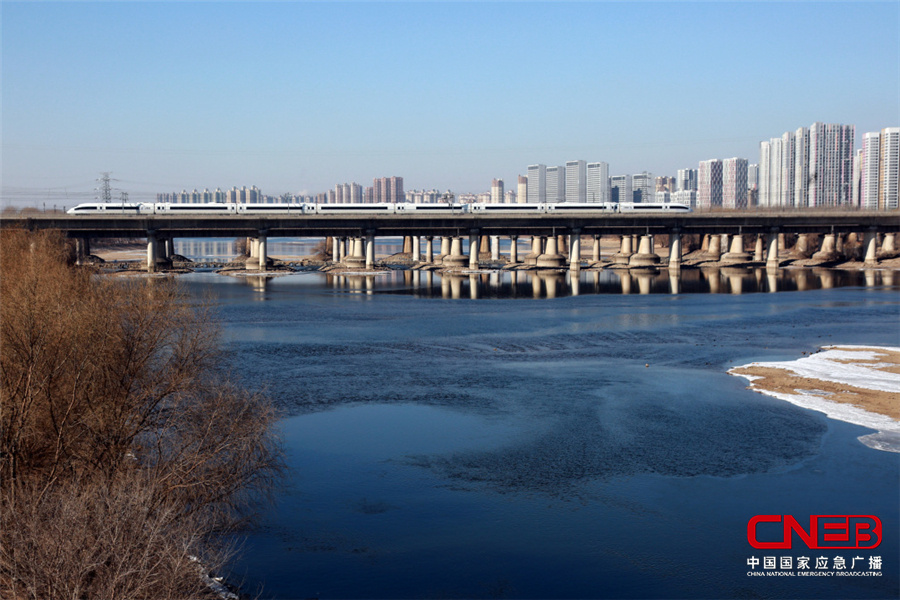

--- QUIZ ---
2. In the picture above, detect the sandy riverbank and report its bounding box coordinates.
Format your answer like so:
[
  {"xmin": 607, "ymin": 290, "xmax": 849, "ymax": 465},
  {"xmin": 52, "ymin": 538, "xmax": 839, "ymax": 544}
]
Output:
[{"xmin": 729, "ymin": 346, "xmax": 900, "ymax": 453}]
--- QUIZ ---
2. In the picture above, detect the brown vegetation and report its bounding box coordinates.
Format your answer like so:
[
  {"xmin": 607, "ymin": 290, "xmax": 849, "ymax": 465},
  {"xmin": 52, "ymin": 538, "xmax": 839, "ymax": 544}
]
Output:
[{"xmin": 0, "ymin": 230, "xmax": 282, "ymax": 599}]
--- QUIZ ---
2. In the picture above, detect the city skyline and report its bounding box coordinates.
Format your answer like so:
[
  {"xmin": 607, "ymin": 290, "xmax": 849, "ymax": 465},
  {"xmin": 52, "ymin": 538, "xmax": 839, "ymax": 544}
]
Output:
[{"xmin": 2, "ymin": 1, "xmax": 898, "ymax": 207}]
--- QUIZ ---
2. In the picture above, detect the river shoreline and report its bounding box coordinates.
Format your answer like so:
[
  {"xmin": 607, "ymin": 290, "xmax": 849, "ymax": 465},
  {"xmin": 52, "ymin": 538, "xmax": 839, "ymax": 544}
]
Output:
[{"xmin": 730, "ymin": 346, "xmax": 900, "ymax": 453}]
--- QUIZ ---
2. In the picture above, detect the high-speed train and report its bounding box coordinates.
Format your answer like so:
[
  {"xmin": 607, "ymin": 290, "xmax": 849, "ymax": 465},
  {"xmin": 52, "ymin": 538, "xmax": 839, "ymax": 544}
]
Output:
[{"xmin": 67, "ymin": 201, "xmax": 691, "ymax": 215}]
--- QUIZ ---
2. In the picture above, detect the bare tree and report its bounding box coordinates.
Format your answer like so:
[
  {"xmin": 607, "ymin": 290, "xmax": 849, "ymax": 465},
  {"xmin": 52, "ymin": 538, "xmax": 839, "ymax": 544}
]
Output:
[{"xmin": 0, "ymin": 230, "xmax": 282, "ymax": 599}]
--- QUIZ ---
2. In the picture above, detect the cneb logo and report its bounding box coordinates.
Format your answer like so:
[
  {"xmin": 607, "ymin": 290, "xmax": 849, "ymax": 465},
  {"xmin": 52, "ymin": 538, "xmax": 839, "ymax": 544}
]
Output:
[{"xmin": 748, "ymin": 515, "xmax": 882, "ymax": 550}]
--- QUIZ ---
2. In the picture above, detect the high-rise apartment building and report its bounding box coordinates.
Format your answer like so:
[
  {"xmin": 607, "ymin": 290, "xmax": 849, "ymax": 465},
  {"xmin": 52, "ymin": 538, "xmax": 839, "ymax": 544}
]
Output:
[
  {"xmin": 565, "ymin": 160, "xmax": 587, "ymax": 202},
  {"xmin": 491, "ymin": 179, "xmax": 504, "ymax": 204},
  {"xmin": 373, "ymin": 176, "xmax": 404, "ymax": 203},
  {"xmin": 793, "ymin": 127, "xmax": 810, "ymax": 207},
  {"xmin": 632, "ymin": 172, "xmax": 654, "ymax": 203},
  {"xmin": 610, "ymin": 175, "xmax": 632, "ymax": 204},
  {"xmin": 676, "ymin": 168, "xmax": 697, "ymax": 192},
  {"xmin": 878, "ymin": 127, "xmax": 899, "ymax": 210},
  {"xmin": 526, "ymin": 164, "xmax": 546, "ymax": 204},
  {"xmin": 780, "ymin": 131, "xmax": 795, "ymax": 208},
  {"xmin": 759, "ymin": 141, "xmax": 771, "ymax": 207},
  {"xmin": 517, "ymin": 175, "xmax": 528, "ymax": 204},
  {"xmin": 759, "ymin": 137, "xmax": 784, "ymax": 207},
  {"xmin": 863, "ymin": 128, "xmax": 900, "ymax": 210},
  {"xmin": 747, "ymin": 165, "xmax": 759, "ymax": 191},
  {"xmin": 807, "ymin": 122, "xmax": 854, "ymax": 207},
  {"xmin": 226, "ymin": 185, "xmax": 261, "ymax": 204},
  {"xmin": 758, "ymin": 123, "xmax": 855, "ymax": 208},
  {"xmin": 698, "ymin": 159, "xmax": 723, "ymax": 210},
  {"xmin": 505, "ymin": 190, "xmax": 517, "ymax": 203},
  {"xmin": 546, "ymin": 165, "xmax": 565, "ymax": 203},
  {"xmin": 722, "ymin": 158, "xmax": 748, "ymax": 209},
  {"xmin": 586, "ymin": 162, "xmax": 610, "ymax": 203},
  {"xmin": 655, "ymin": 176, "xmax": 676, "ymax": 192}
]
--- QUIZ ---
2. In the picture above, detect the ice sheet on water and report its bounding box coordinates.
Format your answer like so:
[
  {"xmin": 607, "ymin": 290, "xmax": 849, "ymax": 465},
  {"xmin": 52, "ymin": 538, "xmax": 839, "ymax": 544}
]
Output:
[{"xmin": 730, "ymin": 346, "xmax": 900, "ymax": 453}]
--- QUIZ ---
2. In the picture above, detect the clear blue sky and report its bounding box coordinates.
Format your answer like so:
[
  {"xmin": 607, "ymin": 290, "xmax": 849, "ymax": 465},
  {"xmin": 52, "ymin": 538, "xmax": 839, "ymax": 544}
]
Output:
[{"xmin": 2, "ymin": 1, "xmax": 898, "ymax": 206}]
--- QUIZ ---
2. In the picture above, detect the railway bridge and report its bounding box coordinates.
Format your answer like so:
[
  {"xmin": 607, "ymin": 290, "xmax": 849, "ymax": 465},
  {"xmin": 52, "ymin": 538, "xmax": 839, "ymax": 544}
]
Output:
[{"xmin": 3, "ymin": 211, "xmax": 898, "ymax": 272}]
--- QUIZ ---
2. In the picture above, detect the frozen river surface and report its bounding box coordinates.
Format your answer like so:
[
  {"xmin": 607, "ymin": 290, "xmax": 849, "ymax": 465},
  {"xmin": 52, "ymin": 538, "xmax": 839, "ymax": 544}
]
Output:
[{"xmin": 177, "ymin": 269, "xmax": 900, "ymax": 599}]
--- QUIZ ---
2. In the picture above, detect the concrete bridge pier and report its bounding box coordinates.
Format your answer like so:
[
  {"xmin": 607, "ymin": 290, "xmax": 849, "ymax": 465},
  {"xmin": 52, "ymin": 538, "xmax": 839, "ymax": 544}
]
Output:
[
  {"xmin": 794, "ymin": 233, "xmax": 811, "ymax": 258},
  {"xmin": 629, "ymin": 235, "xmax": 660, "ymax": 267},
  {"xmin": 592, "ymin": 235, "xmax": 601, "ymax": 263},
  {"xmin": 469, "ymin": 230, "xmax": 481, "ymax": 269},
  {"xmin": 412, "ymin": 236, "xmax": 421, "ymax": 262},
  {"xmin": 146, "ymin": 231, "xmax": 169, "ymax": 273},
  {"xmin": 339, "ymin": 237, "xmax": 347, "ymax": 262},
  {"xmin": 146, "ymin": 234, "xmax": 157, "ymax": 273},
  {"xmin": 766, "ymin": 231, "xmax": 780, "ymax": 270},
  {"xmin": 403, "ymin": 236, "xmax": 412, "ymax": 254},
  {"xmin": 811, "ymin": 233, "xmax": 839, "ymax": 262},
  {"xmin": 508, "ymin": 235, "xmax": 519, "ymax": 264},
  {"xmin": 753, "ymin": 234, "xmax": 765, "ymax": 262},
  {"xmin": 569, "ymin": 229, "xmax": 581, "ymax": 271},
  {"xmin": 882, "ymin": 233, "xmax": 896, "ymax": 253},
  {"xmin": 705, "ymin": 234, "xmax": 722, "ymax": 261},
  {"xmin": 257, "ymin": 231, "xmax": 268, "ymax": 271},
  {"xmin": 490, "ymin": 236, "xmax": 500, "ymax": 261},
  {"xmin": 722, "ymin": 234, "xmax": 751, "ymax": 263},
  {"xmin": 442, "ymin": 237, "xmax": 467, "ymax": 268},
  {"xmin": 524, "ymin": 236, "xmax": 543, "ymax": 265},
  {"xmin": 165, "ymin": 238, "xmax": 175, "ymax": 260},
  {"xmin": 864, "ymin": 229, "xmax": 879, "ymax": 264},
  {"xmin": 332, "ymin": 237, "xmax": 339, "ymax": 262},
  {"xmin": 343, "ymin": 237, "xmax": 366, "ymax": 269},
  {"xmin": 536, "ymin": 235, "xmax": 564, "ymax": 268},
  {"xmin": 668, "ymin": 230, "xmax": 682, "ymax": 269},
  {"xmin": 75, "ymin": 237, "xmax": 91, "ymax": 265},
  {"xmin": 365, "ymin": 232, "xmax": 375, "ymax": 270},
  {"xmin": 613, "ymin": 235, "xmax": 634, "ymax": 265},
  {"xmin": 558, "ymin": 235, "xmax": 569, "ymax": 257},
  {"xmin": 425, "ymin": 236, "xmax": 434, "ymax": 263},
  {"xmin": 438, "ymin": 236, "xmax": 451, "ymax": 264}
]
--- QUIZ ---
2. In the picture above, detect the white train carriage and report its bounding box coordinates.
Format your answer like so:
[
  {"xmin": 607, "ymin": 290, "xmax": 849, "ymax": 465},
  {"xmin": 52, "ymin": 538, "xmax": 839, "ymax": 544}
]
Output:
[
  {"xmin": 617, "ymin": 202, "xmax": 691, "ymax": 212},
  {"xmin": 394, "ymin": 202, "xmax": 466, "ymax": 213},
  {"xmin": 467, "ymin": 203, "xmax": 546, "ymax": 213},
  {"xmin": 543, "ymin": 202, "xmax": 618, "ymax": 213},
  {"xmin": 67, "ymin": 202, "xmax": 151, "ymax": 214}
]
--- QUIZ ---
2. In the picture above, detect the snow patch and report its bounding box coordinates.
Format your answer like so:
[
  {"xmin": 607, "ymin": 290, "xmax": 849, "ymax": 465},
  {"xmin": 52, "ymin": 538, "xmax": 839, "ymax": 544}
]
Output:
[
  {"xmin": 730, "ymin": 346, "xmax": 900, "ymax": 453},
  {"xmin": 741, "ymin": 346, "xmax": 900, "ymax": 393}
]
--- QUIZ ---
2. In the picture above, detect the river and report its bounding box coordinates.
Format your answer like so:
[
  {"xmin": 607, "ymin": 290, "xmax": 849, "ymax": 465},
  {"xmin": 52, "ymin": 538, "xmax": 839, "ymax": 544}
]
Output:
[{"xmin": 176, "ymin": 267, "xmax": 899, "ymax": 599}]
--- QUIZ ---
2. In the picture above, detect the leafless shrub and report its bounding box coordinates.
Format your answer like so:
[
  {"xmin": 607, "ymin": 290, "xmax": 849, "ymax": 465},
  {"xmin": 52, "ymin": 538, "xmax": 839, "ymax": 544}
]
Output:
[{"xmin": 0, "ymin": 230, "xmax": 282, "ymax": 599}]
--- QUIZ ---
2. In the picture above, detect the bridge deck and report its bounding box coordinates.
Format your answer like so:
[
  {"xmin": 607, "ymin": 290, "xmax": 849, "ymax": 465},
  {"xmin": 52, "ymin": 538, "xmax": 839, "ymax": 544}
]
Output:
[{"xmin": 3, "ymin": 211, "xmax": 898, "ymax": 239}]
